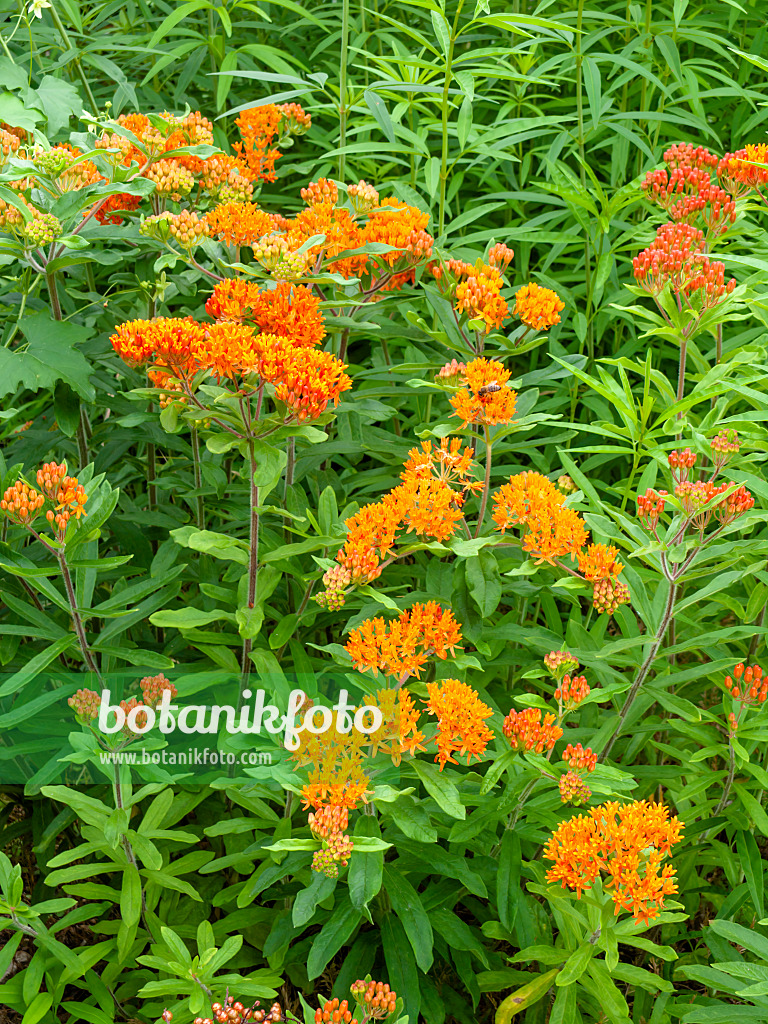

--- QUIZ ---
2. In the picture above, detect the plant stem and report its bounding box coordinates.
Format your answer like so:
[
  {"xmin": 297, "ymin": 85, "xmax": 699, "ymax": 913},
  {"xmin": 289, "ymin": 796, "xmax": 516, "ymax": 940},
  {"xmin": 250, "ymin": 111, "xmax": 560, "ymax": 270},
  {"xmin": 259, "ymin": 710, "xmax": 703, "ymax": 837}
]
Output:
[
  {"xmin": 239, "ymin": 429, "xmax": 260, "ymax": 712},
  {"xmin": 598, "ymin": 579, "xmax": 678, "ymax": 762},
  {"xmin": 438, "ymin": 0, "xmax": 465, "ymax": 236},
  {"xmin": 712, "ymin": 736, "xmax": 736, "ymax": 820},
  {"xmin": 338, "ymin": 0, "xmax": 350, "ymax": 182},
  {"xmin": 474, "ymin": 425, "xmax": 492, "ymax": 537},
  {"xmin": 47, "ymin": 1, "xmax": 98, "ymax": 113},
  {"xmin": 191, "ymin": 426, "xmax": 205, "ymax": 529},
  {"xmin": 574, "ymin": 0, "xmax": 593, "ymax": 360},
  {"xmin": 46, "ymin": 270, "xmax": 62, "ymax": 320},
  {"xmin": 57, "ymin": 549, "xmax": 100, "ymax": 677}
]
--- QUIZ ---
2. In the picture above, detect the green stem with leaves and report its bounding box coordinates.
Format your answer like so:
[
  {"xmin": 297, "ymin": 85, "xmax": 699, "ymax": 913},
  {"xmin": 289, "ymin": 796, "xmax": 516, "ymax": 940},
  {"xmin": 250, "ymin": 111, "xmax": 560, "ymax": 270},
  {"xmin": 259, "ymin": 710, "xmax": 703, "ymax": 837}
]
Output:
[{"xmin": 338, "ymin": 0, "xmax": 350, "ymax": 182}]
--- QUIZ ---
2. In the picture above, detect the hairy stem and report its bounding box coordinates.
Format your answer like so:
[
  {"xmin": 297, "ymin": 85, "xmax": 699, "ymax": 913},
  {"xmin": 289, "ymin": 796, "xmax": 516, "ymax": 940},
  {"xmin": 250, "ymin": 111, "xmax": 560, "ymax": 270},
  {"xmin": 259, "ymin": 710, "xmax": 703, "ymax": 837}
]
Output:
[
  {"xmin": 474, "ymin": 425, "xmax": 492, "ymax": 537},
  {"xmin": 599, "ymin": 580, "xmax": 678, "ymax": 763},
  {"xmin": 191, "ymin": 426, "xmax": 205, "ymax": 530},
  {"xmin": 57, "ymin": 550, "xmax": 100, "ymax": 677}
]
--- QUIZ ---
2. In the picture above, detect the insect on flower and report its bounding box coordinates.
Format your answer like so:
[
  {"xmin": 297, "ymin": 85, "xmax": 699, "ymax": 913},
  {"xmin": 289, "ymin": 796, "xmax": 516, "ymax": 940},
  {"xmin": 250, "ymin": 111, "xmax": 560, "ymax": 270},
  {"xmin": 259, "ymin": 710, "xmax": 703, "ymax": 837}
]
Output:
[{"xmin": 477, "ymin": 381, "xmax": 502, "ymax": 396}]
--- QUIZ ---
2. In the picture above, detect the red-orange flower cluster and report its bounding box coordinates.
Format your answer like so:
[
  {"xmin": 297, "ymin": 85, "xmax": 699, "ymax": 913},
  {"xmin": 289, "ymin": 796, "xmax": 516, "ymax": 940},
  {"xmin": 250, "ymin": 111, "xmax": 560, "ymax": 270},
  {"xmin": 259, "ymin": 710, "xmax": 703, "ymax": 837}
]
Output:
[
  {"xmin": 450, "ymin": 357, "xmax": 517, "ymax": 427},
  {"xmin": 503, "ymin": 707, "xmax": 563, "ymax": 754}
]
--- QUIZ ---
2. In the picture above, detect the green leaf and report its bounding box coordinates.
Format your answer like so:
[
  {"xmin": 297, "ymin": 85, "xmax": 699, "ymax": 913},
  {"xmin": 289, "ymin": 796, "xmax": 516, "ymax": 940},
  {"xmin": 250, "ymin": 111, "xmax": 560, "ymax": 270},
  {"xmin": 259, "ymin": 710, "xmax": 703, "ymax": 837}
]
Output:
[
  {"xmin": 497, "ymin": 831, "xmax": 521, "ymax": 932},
  {"xmin": 293, "ymin": 871, "xmax": 336, "ymax": 928},
  {"xmin": 0, "ymin": 315, "xmax": 95, "ymax": 400},
  {"xmin": 556, "ymin": 942, "xmax": 594, "ymax": 986},
  {"xmin": 306, "ymin": 895, "xmax": 361, "ymax": 980},
  {"xmin": 494, "ymin": 970, "xmax": 559, "ymax": 1022},
  {"xmin": 149, "ymin": 607, "xmax": 235, "ymax": 629},
  {"xmin": 412, "ymin": 760, "xmax": 465, "ymax": 819},
  {"xmin": 120, "ymin": 866, "xmax": 142, "ymax": 928},
  {"xmin": 349, "ymin": 817, "xmax": 384, "ymax": 910},
  {"xmin": 382, "ymin": 864, "xmax": 433, "ymax": 971}
]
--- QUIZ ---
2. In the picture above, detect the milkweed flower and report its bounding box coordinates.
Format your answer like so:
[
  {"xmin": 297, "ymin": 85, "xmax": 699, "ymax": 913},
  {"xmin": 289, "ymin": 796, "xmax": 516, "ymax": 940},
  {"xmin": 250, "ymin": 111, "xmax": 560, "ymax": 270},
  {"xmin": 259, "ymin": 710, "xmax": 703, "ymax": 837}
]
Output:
[
  {"xmin": 424, "ymin": 678, "xmax": 493, "ymax": 769},
  {"xmin": 206, "ymin": 202, "xmax": 275, "ymax": 247},
  {"xmin": 345, "ymin": 602, "xmax": 462, "ymax": 680},
  {"xmin": 450, "ymin": 357, "xmax": 517, "ymax": 427},
  {"xmin": 487, "ymin": 242, "xmax": 515, "ymax": 270},
  {"xmin": 577, "ymin": 543, "xmax": 624, "ymax": 582},
  {"xmin": 513, "ymin": 282, "xmax": 565, "ymax": 331},
  {"xmin": 724, "ymin": 662, "xmax": 767, "ymax": 732},
  {"xmin": 718, "ymin": 142, "xmax": 768, "ymax": 198},
  {"xmin": 455, "ymin": 263, "xmax": 508, "ymax": 331},
  {"xmin": 592, "ymin": 578, "xmax": 630, "ymax": 615},
  {"xmin": 637, "ymin": 488, "xmax": 667, "ymax": 532},
  {"xmin": 503, "ymin": 707, "xmax": 563, "ymax": 754},
  {"xmin": 544, "ymin": 650, "xmax": 580, "ymax": 681},
  {"xmin": 559, "ymin": 771, "xmax": 592, "ymax": 806},
  {"xmin": 206, "ymin": 278, "xmax": 326, "ymax": 347},
  {"xmin": 363, "ymin": 687, "xmax": 425, "ymax": 763},
  {"xmin": 543, "ymin": 799, "xmax": 683, "ymax": 924},
  {"xmin": 1, "ymin": 480, "xmax": 45, "ymax": 525},
  {"xmin": 555, "ymin": 674, "xmax": 590, "ymax": 710},
  {"xmin": 562, "ymin": 743, "xmax": 597, "ymax": 772}
]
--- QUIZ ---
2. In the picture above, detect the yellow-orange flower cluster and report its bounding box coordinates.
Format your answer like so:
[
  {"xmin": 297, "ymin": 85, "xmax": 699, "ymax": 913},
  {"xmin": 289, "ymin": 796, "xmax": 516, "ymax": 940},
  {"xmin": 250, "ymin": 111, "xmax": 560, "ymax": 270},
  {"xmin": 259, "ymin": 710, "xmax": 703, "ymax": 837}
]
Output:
[
  {"xmin": 234, "ymin": 103, "xmax": 310, "ymax": 183},
  {"xmin": 455, "ymin": 263, "xmax": 508, "ymax": 332},
  {"xmin": 450, "ymin": 357, "xmax": 517, "ymax": 427},
  {"xmin": 1, "ymin": 462, "xmax": 90, "ymax": 538},
  {"xmin": 345, "ymin": 602, "xmax": 462, "ymax": 680},
  {"xmin": 544, "ymin": 800, "xmax": 683, "ymax": 924},
  {"xmin": 364, "ymin": 688, "xmax": 425, "ymax": 765},
  {"xmin": 513, "ymin": 282, "xmax": 565, "ymax": 331},
  {"xmin": 424, "ymin": 678, "xmax": 493, "ymax": 769}
]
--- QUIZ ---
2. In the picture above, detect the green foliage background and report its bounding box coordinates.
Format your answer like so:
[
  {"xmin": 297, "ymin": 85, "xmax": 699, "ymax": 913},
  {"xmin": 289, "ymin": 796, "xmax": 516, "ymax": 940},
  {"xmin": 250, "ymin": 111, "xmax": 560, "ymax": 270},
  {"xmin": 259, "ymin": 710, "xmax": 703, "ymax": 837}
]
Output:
[{"xmin": 2, "ymin": 0, "xmax": 768, "ymax": 1023}]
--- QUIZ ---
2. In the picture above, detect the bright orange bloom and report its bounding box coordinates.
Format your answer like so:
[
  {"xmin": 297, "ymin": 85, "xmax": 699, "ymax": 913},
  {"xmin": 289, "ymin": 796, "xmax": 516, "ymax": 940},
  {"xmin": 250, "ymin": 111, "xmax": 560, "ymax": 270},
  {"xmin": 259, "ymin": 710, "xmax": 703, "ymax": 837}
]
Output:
[
  {"xmin": 514, "ymin": 282, "xmax": 565, "ymax": 331},
  {"xmin": 301, "ymin": 776, "xmax": 370, "ymax": 812},
  {"xmin": 362, "ymin": 198, "xmax": 433, "ymax": 289},
  {"xmin": 455, "ymin": 264, "xmax": 508, "ymax": 331},
  {"xmin": 189, "ymin": 321, "xmax": 258, "ymax": 381},
  {"xmin": 544, "ymin": 800, "xmax": 683, "ymax": 924},
  {"xmin": 272, "ymin": 347, "xmax": 352, "ymax": 421},
  {"xmin": 503, "ymin": 707, "xmax": 562, "ymax": 754},
  {"xmin": 397, "ymin": 475, "xmax": 466, "ymax": 542},
  {"xmin": 578, "ymin": 543, "xmax": 624, "ymax": 581},
  {"xmin": 233, "ymin": 103, "xmax": 310, "ymax": 182},
  {"xmin": 424, "ymin": 678, "xmax": 493, "ymax": 769},
  {"xmin": 206, "ymin": 202, "xmax": 274, "ymax": 247},
  {"xmin": 287, "ymin": 201, "xmax": 364, "ymax": 278},
  {"xmin": 492, "ymin": 471, "xmax": 588, "ymax": 564},
  {"xmin": 345, "ymin": 602, "xmax": 462, "ymax": 680},
  {"xmin": 301, "ymin": 178, "xmax": 339, "ymax": 206},
  {"xmin": 450, "ymin": 357, "xmax": 517, "ymax": 427},
  {"xmin": 110, "ymin": 317, "xmax": 204, "ymax": 378},
  {"xmin": 1, "ymin": 480, "xmax": 45, "ymax": 525},
  {"xmin": 206, "ymin": 279, "xmax": 325, "ymax": 346},
  {"xmin": 487, "ymin": 242, "xmax": 515, "ymax": 270}
]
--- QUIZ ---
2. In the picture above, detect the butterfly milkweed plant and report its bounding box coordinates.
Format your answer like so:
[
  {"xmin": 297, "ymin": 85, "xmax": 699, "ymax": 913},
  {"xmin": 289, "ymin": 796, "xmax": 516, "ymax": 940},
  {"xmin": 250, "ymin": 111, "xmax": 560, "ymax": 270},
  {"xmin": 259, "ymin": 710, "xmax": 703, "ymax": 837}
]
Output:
[{"xmin": 3, "ymin": 4, "xmax": 768, "ymax": 1024}]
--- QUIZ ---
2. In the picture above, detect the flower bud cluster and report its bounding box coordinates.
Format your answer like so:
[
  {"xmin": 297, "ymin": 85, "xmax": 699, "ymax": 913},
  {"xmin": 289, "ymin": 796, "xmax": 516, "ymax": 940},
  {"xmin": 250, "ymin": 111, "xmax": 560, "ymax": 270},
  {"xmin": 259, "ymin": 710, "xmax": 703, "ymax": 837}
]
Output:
[
  {"xmin": 592, "ymin": 578, "xmax": 630, "ymax": 615},
  {"xmin": 350, "ymin": 980, "xmax": 397, "ymax": 1019},
  {"xmin": 348, "ymin": 179, "xmax": 379, "ymax": 215}
]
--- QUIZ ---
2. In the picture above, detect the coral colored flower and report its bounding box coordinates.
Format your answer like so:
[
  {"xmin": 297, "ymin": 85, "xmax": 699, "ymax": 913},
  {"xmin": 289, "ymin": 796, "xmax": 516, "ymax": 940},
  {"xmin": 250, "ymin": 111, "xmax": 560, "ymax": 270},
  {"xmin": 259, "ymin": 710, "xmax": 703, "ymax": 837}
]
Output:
[
  {"xmin": 513, "ymin": 282, "xmax": 565, "ymax": 331},
  {"xmin": 562, "ymin": 743, "xmax": 597, "ymax": 772},
  {"xmin": 345, "ymin": 602, "xmax": 462, "ymax": 680},
  {"xmin": 637, "ymin": 488, "xmax": 667, "ymax": 532},
  {"xmin": 233, "ymin": 103, "xmax": 310, "ymax": 182},
  {"xmin": 110, "ymin": 317, "xmax": 204, "ymax": 377},
  {"xmin": 544, "ymin": 800, "xmax": 683, "ymax": 924},
  {"xmin": 555, "ymin": 674, "xmax": 590, "ymax": 710},
  {"xmin": 724, "ymin": 662, "xmax": 767, "ymax": 723},
  {"xmin": 424, "ymin": 678, "xmax": 493, "ymax": 769},
  {"xmin": 488, "ymin": 242, "xmax": 515, "ymax": 270},
  {"xmin": 0, "ymin": 480, "xmax": 45, "ymax": 526},
  {"xmin": 503, "ymin": 707, "xmax": 563, "ymax": 754},
  {"xmin": 450, "ymin": 357, "xmax": 517, "ymax": 427}
]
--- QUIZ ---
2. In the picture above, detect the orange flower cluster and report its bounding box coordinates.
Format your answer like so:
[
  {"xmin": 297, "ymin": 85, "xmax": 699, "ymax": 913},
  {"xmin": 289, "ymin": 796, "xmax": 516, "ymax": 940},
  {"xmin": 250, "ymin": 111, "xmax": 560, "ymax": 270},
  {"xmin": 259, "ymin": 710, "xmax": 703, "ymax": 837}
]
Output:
[
  {"xmin": 1, "ymin": 462, "xmax": 90, "ymax": 539},
  {"xmin": 206, "ymin": 202, "xmax": 276, "ymax": 247},
  {"xmin": 503, "ymin": 707, "xmax": 563, "ymax": 754},
  {"xmin": 194, "ymin": 996, "xmax": 284, "ymax": 1024},
  {"xmin": 724, "ymin": 662, "xmax": 767, "ymax": 732},
  {"xmin": 544, "ymin": 800, "xmax": 683, "ymax": 924},
  {"xmin": 513, "ymin": 282, "xmax": 565, "ymax": 331},
  {"xmin": 424, "ymin": 678, "xmax": 493, "ymax": 769},
  {"xmin": 544, "ymin": 649, "xmax": 580, "ymax": 680},
  {"xmin": 315, "ymin": 997, "xmax": 356, "ymax": 1024},
  {"xmin": 450, "ymin": 357, "xmax": 517, "ymax": 427},
  {"xmin": 491, "ymin": 471, "xmax": 630, "ymax": 613},
  {"xmin": 555, "ymin": 674, "xmax": 590, "ymax": 710},
  {"xmin": 350, "ymin": 980, "xmax": 398, "ymax": 1019},
  {"xmin": 331, "ymin": 445, "xmax": 473, "ymax": 593},
  {"xmin": 563, "ymin": 743, "xmax": 597, "ymax": 772},
  {"xmin": 363, "ymin": 688, "xmax": 425, "ymax": 765},
  {"xmin": 111, "ymin": 309, "xmax": 349, "ymax": 421},
  {"xmin": 403, "ymin": 437, "xmax": 481, "ymax": 494},
  {"xmin": 205, "ymin": 278, "xmax": 325, "ymax": 346},
  {"xmin": 637, "ymin": 488, "xmax": 667, "ymax": 533},
  {"xmin": 345, "ymin": 602, "xmax": 462, "ymax": 680},
  {"xmin": 455, "ymin": 263, "xmax": 509, "ymax": 332},
  {"xmin": 234, "ymin": 103, "xmax": 310, "ymax": 182}
]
